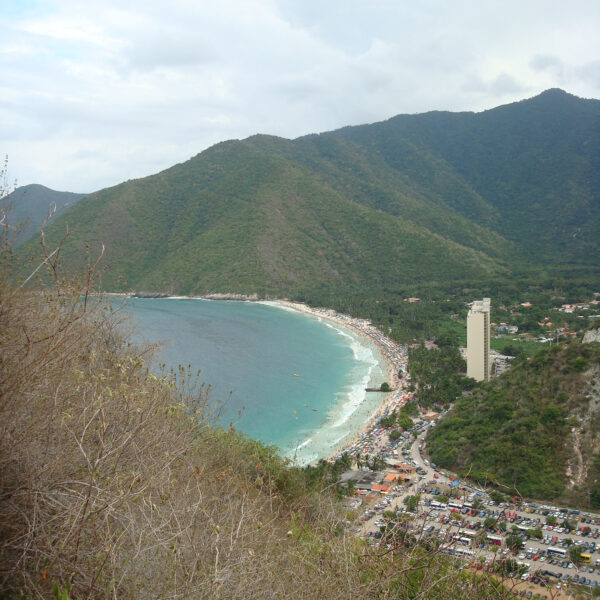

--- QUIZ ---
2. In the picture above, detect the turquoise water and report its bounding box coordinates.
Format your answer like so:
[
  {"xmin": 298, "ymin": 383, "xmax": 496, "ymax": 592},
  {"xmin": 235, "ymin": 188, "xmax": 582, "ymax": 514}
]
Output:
[{"xmin": 120, "ymin": 298, "xmax": 386, "ymax": 464}]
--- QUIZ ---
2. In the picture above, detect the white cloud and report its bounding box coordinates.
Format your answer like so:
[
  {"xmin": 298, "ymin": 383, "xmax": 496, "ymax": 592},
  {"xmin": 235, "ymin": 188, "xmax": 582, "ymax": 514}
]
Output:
[{"xmin": 2, "ymin": 0, "xmax": 600, "ymax": 192}]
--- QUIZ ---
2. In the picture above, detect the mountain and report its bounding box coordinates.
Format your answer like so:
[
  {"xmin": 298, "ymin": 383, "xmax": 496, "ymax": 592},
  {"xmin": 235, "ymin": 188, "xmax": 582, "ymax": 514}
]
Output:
[
  {"xmin": 3, "ymin": 184, "xmax": 86, "ymax": 246},
  {"xmin": 426, "ymin": 341, "xmax": 600, "ymax": 506},
  {"xmin": 17, "ymin": 142, "xmax": 507, "ymax": 296},
  {"xmin": 332, "ymin": 89, "xmax": 600, "ymax": 265},
  {"xmin": 17, "ymin": 89, "xmax": 600, "ymax": 296}
]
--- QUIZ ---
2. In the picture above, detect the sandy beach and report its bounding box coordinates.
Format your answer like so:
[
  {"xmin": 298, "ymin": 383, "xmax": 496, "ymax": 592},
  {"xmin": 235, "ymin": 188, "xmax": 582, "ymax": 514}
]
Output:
[{"xmin": 266, "ymin": 300, "xmax": 413, "ymax": 462}]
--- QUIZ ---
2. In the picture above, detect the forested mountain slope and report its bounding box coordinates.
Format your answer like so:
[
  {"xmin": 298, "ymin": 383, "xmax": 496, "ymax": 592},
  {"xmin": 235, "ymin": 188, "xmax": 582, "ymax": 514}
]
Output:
[
  {"xmin": 18, "ymin": 140, "xmax": 504, "ymax": 296},
  {"xmin": 18, "ymin": 89, "xmax": 599, "ymax": 296},
  {"xmin": 334, "ymin": 89, "xmax": 600, "ymax": 264}
]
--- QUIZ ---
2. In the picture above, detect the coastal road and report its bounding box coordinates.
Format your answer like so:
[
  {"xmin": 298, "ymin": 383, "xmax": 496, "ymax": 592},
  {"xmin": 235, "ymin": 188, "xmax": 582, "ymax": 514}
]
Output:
[{"xmin": 410, "ymin": 432, "xmax": 452, "ymax": 488}]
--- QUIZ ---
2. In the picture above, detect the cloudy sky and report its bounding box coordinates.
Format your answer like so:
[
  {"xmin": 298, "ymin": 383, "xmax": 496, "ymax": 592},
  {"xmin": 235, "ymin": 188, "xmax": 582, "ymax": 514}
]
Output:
[{"xmin": 2, "ymin": 0, "xmax": 600, "ymax": 192}]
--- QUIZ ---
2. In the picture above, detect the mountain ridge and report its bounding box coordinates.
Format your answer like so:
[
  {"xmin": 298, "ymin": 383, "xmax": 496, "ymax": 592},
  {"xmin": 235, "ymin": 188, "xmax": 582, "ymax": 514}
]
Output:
[
  {"xmin": 16, "ymin": 89, "xmax": 599, "ymax": 297},
  {"xmin": 3, "ymin": 184, "xmax": 86, "ymax": 246}
]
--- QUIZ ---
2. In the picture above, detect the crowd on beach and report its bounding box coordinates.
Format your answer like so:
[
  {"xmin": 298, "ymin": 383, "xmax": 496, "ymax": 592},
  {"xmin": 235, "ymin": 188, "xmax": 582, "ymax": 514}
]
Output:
[{"xmin": 278, "ymin": 301, "xmax": 414, "ymax": 463}]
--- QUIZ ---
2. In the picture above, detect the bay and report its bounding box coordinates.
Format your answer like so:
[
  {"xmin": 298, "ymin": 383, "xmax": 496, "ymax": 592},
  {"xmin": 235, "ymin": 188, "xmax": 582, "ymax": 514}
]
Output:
[{"xmin": 119, "ymin": 297, "xmax": 387, "ymax": 464}]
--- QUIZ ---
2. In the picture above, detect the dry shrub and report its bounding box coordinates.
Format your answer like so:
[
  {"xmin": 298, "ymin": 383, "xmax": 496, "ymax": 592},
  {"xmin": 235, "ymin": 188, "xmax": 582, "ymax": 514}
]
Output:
[{"xmin": 0, "ymin": 236, "xmax": 370, "ymax": 598}]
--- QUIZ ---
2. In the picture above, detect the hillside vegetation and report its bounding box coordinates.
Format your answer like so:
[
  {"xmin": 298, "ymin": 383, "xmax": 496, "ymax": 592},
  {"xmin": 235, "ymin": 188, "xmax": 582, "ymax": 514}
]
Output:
[
  {"xmin": 426, "ymin": 342, "xmax": 600, "ymax": 505},
  {"xmin": 19, "ymin": 140, "xmax": 502, "ymax": 296},
  {"xmin": 17, "ymin": 89, "xmax": 600, "ymax": 298},
  {"xmin": 334, "ymin": 88, "xmax": 600, "ymax": 265}
]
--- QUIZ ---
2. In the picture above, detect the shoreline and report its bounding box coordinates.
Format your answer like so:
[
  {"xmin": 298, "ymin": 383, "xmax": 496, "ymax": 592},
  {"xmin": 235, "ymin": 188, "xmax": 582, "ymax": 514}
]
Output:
[
  {"xmin": 267, "ymin": 300, "xmax": 412, "ymax": 461},
  {"xmin": 110, "ymin": 292, "xmax": 412, "ymax": 463}
]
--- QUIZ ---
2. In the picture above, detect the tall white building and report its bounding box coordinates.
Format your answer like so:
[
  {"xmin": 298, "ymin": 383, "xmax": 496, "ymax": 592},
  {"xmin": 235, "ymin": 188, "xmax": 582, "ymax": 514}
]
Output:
[{"xmin": 467, "ymin": 298, "xmax": 491, "ymax": 382}]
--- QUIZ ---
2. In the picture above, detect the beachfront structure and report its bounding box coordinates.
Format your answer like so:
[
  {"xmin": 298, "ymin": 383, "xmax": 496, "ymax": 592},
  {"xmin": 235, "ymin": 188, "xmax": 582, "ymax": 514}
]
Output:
[{"xmin": 467, "ymin": 298, "xmax": 491, "ymax": 382}]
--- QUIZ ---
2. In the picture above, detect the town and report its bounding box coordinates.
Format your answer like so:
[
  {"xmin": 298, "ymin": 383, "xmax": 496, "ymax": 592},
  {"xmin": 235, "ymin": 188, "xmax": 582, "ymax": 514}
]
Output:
[
  {"xmin": 328, "ymin": 296, "xmax": 600, "ymax": 599},
  {"xmin": 339, "ymin": 417, "xmax": 600, "ymax": 598}
]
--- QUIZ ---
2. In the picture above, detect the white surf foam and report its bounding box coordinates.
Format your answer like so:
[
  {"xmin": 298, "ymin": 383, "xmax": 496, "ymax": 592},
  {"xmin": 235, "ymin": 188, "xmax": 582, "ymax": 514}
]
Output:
[
  {"xmin": 323, "ymin": 322, "xmax": 378, "ymax": 365},
  {"xmin": 330, "ymin": 371, "xmax": 372, "ymax": 428},
  {"xmin": 257, "ymin": 301, "xmax": 388, "ymax": 465},
  {"xmin": 294, "ymin": 438, "xmax": 313, "ymax": 451},
  {"xmin": 258, "ymin": 301, "xmax": 298, "ymax": 313},
  {"xmin": 161, "ymin": 296, "xmax": 212, "ymax": 301}
]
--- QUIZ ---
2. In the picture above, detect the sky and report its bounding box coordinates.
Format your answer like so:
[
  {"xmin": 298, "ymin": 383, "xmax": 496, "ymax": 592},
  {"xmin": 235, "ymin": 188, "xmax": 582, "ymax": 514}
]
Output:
[{"xmin": 2, "ymin": 0, "xmax": 600, "ymax": 193}]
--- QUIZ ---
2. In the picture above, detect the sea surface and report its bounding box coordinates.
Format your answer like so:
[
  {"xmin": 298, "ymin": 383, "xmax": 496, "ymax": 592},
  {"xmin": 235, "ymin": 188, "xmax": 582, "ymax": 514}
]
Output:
[{"xmin": 118, "ymin": 298, "xmax": 387, "ymax": 464}]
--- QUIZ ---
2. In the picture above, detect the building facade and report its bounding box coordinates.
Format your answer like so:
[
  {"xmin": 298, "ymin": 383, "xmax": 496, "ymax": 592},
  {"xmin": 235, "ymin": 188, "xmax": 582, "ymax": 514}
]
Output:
[{"xmin": 467, "ymin": 298, "xmax": 491, "ymax": 382}]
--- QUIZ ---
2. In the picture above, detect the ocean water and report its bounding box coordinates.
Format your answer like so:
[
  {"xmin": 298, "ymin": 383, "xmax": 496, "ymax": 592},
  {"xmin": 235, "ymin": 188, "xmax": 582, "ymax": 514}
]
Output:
[{"xmin": 119, "ymin": 298, "xmax": 387, "ymax": 464}]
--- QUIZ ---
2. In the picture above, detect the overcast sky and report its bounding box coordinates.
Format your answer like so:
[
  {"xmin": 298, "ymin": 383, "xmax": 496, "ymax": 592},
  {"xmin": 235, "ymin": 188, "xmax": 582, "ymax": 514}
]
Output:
[{"xmin": 2, "ymin": 0, "xmax": 600, "ymax": 192}]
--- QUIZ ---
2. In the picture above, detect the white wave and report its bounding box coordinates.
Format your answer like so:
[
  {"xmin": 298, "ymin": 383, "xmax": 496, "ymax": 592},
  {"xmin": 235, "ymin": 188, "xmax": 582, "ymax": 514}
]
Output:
[
  {"xmin": 330, "ymin": 371, "xmax": 372, "ymax": 428},
  {"xmin": 258, "ymin": 301, "xmax": 298, "ymax": 313},
  {"xmin": 322, "ymin": 322, "xmax": 378, "ymax": 366},
  {"xmin": 166, "ymin": 296, "xmax": 210, "ymax": 301},
  {"xmin": 262, "ymin": 303, "xmax": 379, "ymax": 371},
  {"xmin": 329, "ymin": 433, "xmax": 349, "ymax": 447},
  {"xmin": 292, "ymin": 452, "xmax": 319, "ymax": 466},
  {"xmin": 259, "ymin": 302, "xmax": 389, "ymax": 465},
  {"xmin": 293, "ymin": 438, "xmax": 313, "ymax": 451}
]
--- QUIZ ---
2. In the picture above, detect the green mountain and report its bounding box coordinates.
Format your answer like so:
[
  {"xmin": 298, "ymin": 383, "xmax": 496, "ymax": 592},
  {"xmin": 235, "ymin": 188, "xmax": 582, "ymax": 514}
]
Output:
[
  {"xmin": 18, "ymin": 89, "xmax": 599, "ymax": 296},
  {"xmin": 333, "ymin": 88, "xmax": 600, "ymax": 264},
  {"xmin": 3, "ymin": 184, "xmax": 86, "ymax": 246},
  {"xmin": 426, "ymin": 341, "xmax": 600, "ymax": 505}
]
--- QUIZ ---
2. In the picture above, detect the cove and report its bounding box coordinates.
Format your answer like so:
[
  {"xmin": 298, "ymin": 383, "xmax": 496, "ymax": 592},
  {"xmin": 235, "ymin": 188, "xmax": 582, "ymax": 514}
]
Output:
[{"xmin": 120, "ymin": 297, "xmax": 387, "ymax": 464}]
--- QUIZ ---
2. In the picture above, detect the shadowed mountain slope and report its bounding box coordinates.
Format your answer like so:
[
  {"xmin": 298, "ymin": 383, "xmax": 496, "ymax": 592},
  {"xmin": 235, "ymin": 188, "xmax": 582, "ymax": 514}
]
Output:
[
  {"xmin": 4, "ymin": 184, "xmax": 86, "ymax": 245},
  {"xmin": 333, "ymin": 89, "xmax": 600, "ymax": 264}
]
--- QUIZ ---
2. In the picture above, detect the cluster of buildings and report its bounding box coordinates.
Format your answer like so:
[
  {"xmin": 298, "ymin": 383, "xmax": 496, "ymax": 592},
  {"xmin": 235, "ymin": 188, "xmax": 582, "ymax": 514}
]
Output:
[
  {"xmin": 558, "ymin": 297, "xmax": 600, "ymax": 314},
  {"xmin": 341, "ymin": 463, "xmax": 417, "ymax": 494},
  {"xmin": 465, "ymin": 292, "xmax": 600, "ymax": 382}
]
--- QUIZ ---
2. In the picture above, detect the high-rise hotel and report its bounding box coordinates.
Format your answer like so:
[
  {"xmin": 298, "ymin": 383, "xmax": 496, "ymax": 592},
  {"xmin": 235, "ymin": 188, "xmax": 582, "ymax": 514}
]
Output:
[{"xmin": 467, "ymin": 298, "xmax": 491, "ymax": 382}]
